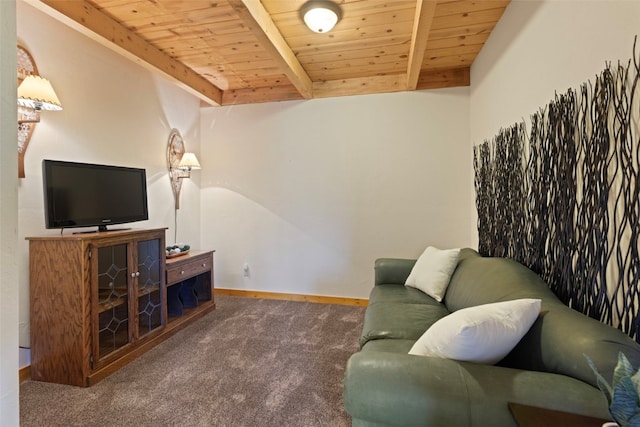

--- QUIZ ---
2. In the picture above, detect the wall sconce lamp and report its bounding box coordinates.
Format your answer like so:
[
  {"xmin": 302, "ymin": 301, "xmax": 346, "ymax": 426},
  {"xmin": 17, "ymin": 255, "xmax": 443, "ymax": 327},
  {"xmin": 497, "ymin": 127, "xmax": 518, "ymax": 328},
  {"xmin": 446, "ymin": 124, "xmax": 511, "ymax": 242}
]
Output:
[
  {"xmin": 300, "ymin": 0, "xmax": 342, "ymax": 33},
  {"xmin": 17, "ymin": 45, "xmax": 63, "ymax": 178},
  {"xmin": 18, "ymin": 75, "xmax": 63, "ymax": 114},
  {"xmin": 167, "ymin": 129, "xmax": 200, "ymax": 209},
  {"xmin": 177, "ymin": 152, "xmax": 201, "ymax": 177}
]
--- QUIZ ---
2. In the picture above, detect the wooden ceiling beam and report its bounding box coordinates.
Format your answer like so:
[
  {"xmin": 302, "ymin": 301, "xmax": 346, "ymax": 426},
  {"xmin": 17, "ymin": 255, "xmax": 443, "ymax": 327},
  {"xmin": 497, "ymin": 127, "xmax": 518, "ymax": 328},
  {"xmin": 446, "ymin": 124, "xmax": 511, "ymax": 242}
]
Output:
[
  {"xmin": 406, "ymin": 0, "xmax": 436, "ymax": 90},
  {"xmin": 221, "ymin": 84, "xmax": 305, "ymax": 106},
  {"xmin": 416, "ymin": 67, "xmax": 470, "ymax": 90},
  {"xmin": 228, "ymin": 0, "xmax": 313, "ymax": 99},
  {"xmin": 313, "ymin": 75, "xmax": 407, "ymax": 99},
  {"xmin": 28, "ymin": 0, "xmax": 223, "ymax": 106},
  {"xmin": 215, "ymin": 68, "xmax": 469, "ymax": 105}
]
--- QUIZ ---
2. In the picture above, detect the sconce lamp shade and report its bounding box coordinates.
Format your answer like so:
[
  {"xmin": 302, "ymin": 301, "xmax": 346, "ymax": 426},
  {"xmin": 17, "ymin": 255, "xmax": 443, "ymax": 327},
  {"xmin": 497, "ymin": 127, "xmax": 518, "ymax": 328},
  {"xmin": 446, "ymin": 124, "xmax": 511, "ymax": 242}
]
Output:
[
  {"xmin": 17, "ymin": 75, "xmax": 62, "ymax": 111},
  {"xmin": 300, "ymin": 1, "xmax": 342, "ymax": 33},
  {"xmin": 178, "ymin": 152, "xmax": 201, "ymax": 171}
]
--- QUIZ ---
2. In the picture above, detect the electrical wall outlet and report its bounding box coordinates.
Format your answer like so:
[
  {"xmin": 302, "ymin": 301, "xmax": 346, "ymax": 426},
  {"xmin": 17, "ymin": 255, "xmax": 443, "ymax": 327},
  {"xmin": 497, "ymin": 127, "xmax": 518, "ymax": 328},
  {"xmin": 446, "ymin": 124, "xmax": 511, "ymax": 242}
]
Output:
[{"xmin": 243, "ymin": 262, "xmax": 250, "ymax": 277}]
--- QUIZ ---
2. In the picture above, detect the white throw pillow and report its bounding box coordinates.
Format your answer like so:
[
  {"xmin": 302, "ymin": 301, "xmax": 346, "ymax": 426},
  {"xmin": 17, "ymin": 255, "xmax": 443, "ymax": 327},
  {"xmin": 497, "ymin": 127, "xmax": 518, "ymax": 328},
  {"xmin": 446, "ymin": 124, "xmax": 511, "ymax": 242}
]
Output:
[
  {"xmin": 405, "ymin": 247, "xmax": 460, "ymax": 302},
  {"xmin": 408, "ymin": 298, "xmax": 542, "ymax": 364}
]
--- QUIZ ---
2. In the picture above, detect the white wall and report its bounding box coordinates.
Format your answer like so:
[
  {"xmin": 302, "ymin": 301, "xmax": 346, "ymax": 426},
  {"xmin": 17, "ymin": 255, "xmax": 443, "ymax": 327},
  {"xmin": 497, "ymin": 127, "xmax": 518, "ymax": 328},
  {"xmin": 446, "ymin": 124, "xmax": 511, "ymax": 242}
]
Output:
[
  {"xmin": 200, "ymin": 89, "xmax": 472, "ymax": 299},
  {"xmin": 17, "ymin": 1, "xmax": 202, "ymax": 346},
  {"xmin": 469, "ymin": 0, "xmax": 640, "ymax": 246},
  {"xmin": 1, "ymin": 0, "xmax": 19, "ymax": 423}
]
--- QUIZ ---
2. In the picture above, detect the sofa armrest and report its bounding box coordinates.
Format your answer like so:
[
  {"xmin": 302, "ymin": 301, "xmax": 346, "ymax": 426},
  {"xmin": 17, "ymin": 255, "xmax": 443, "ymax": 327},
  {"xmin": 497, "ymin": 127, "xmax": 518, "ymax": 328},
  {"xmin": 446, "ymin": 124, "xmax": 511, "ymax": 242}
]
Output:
[
  {"xmin": 344, "ymin": 351, "xmax": 473, "ymax": 426},
  {"xmin": 374, "ymin": 258, "xmax": 416, "ymax": 286},
  {"xmin": 344, "ymin": 351, "xmax": 608, "ymax": 426}
]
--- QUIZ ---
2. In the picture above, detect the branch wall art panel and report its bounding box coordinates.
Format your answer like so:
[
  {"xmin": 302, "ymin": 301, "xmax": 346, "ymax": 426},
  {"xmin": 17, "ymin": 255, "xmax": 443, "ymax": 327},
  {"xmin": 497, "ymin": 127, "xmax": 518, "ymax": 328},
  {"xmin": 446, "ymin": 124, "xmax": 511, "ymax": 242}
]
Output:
[{"xmin": 474, "ymin": 39, "xmax": 640, "ymax": 342}]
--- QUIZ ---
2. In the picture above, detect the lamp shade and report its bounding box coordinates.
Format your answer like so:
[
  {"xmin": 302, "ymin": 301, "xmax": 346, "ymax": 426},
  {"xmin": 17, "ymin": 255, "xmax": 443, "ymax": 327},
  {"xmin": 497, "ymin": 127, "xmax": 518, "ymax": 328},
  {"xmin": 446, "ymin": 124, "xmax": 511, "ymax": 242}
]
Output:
[
  {"xmin": 178, "ymin": 152, "xmax": 201, "ymax": 171},
  {"xmin": 17, "ymin": 75, "xmax": 62, "ymax": 111},
  {"xmin": 300, "ymin": 1, "xmax": 342, "ymax": 33}
]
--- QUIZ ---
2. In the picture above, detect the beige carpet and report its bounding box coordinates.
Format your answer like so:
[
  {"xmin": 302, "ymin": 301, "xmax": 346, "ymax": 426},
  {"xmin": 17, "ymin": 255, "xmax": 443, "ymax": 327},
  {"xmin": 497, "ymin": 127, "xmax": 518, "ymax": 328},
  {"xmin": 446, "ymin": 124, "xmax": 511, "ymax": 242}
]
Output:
[{"xmin": 20, "ymin": 295, "xmax": 365, "ymax": 426}]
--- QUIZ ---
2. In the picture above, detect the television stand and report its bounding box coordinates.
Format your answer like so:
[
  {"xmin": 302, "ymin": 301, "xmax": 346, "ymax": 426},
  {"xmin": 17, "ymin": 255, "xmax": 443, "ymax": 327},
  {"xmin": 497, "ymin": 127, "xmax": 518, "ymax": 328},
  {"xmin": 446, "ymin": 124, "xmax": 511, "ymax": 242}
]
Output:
[{"xmin": 27, "ymin": 228, "xmax": 216, "ymax": 386}]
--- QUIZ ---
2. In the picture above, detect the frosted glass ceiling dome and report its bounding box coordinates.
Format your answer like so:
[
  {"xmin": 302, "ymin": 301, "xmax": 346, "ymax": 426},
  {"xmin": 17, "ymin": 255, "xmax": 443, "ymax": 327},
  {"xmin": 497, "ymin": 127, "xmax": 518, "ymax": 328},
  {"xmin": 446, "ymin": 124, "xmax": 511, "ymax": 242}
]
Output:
[{"xmin": 300, "ymin": 1, "xmax": 343, "ymax": 33}]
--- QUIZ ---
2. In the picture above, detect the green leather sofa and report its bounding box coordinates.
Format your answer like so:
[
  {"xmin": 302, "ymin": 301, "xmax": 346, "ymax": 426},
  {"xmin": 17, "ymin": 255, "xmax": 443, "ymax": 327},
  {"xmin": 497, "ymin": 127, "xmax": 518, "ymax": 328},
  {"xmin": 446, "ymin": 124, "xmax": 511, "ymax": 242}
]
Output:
[{"xmin": 344, "ymin": 248, "xmax": 640, "ymax": 426}]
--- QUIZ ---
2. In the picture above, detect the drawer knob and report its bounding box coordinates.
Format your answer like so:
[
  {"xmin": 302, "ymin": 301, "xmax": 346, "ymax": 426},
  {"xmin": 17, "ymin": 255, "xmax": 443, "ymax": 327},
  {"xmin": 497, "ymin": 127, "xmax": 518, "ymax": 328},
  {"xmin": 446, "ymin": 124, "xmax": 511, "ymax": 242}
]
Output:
[
  {"xmin": 202, "ymin": 263, "xmax": 207, "ymax": 267},
  {"xmin": 180, "ymin": 270, "xmax": 185, "ymax": 275}
]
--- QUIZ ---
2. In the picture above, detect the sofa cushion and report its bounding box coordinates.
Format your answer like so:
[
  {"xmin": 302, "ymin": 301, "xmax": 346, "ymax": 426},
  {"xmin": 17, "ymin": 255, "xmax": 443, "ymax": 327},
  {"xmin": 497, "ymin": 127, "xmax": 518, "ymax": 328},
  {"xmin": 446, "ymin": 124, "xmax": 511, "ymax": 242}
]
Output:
[
  {"xmin": 444, "ymin": 249, "xmax": 640, "ymax": 387},
  {"xmin": 409, "ymin": 299, "xmax": 541, "ymax": 364},
  {"xmin": 360, "ymin": 302, "xmax": 449, "ymax": 348},
  {"xmin": 369, "ymin": 284, "xmax": 439, "ymax": 306},
  {"xmin": 405, "ymin": 247, "xmax": 460, "ymax": 302},
  {"xmin": 361, "ymin": 339, "xmax": 414, "ymax": 354},
  {"xmin": 501, "ymin": 306, "xmax": 640, "ymax": 388},
  {"xmin": 445, "ymin": 249, "xmax": 558, "ymax": 311}
]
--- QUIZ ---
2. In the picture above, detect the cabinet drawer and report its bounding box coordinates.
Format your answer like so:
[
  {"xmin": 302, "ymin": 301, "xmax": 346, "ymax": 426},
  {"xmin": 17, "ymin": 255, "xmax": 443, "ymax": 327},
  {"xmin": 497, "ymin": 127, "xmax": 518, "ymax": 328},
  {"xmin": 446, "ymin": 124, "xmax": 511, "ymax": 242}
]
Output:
[{"xmin": 167, "ymin": 254, "xmax": 212, "ymax": 284}]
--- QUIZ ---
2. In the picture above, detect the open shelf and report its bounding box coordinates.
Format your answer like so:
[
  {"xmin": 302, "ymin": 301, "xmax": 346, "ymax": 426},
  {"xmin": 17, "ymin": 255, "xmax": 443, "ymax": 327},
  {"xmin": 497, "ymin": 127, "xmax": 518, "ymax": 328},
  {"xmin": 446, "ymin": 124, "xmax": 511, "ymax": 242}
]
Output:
[{"xmin": 165, "ymin": 251, "xmax": 214, "ymax": 324}]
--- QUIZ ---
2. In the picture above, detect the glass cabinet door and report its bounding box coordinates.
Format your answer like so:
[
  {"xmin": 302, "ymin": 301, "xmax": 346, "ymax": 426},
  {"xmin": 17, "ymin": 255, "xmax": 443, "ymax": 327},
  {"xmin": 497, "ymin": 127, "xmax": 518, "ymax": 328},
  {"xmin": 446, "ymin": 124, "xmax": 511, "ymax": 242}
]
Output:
[
  {"xmin": 136, "ymin": 238, "xmax": 163, "ymax": 337},
  {"xmin": 96, "ymin": 243, "xmax": 130, "ymax": 359}
]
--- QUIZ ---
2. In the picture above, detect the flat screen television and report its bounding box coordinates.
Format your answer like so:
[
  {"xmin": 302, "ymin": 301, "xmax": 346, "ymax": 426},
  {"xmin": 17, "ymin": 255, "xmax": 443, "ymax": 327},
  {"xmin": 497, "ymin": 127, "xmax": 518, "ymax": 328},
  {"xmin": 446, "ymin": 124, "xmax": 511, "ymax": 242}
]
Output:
[{"xmin": 42, "ymin": 159, "xmax": 149, "ymax": 232}]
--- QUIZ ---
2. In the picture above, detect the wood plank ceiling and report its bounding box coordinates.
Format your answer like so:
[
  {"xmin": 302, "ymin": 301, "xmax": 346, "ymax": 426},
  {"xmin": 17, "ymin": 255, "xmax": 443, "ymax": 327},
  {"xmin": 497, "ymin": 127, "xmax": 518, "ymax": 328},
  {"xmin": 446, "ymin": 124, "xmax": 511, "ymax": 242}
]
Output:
[{"xmin": 31, "ymin": 0, "xmax": 510, "ymax": 106}]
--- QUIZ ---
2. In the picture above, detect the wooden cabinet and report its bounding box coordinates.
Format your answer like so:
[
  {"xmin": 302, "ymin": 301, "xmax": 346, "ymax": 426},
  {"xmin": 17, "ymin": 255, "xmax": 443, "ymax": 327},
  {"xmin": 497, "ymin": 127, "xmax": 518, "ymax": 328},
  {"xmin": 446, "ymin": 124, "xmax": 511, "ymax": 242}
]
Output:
[{"xmin": 27, "ymin": 229, "xmax": 215, "ymax": 386}]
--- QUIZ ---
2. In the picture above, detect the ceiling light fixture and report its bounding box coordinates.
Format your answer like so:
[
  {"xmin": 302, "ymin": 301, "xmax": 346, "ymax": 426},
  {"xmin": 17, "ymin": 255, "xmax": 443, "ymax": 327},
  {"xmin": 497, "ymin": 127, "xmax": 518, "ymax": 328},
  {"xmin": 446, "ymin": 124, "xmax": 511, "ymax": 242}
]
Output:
[{"xmin": 300, "ymin": 0, "xmax": 342, "ymax": 34}]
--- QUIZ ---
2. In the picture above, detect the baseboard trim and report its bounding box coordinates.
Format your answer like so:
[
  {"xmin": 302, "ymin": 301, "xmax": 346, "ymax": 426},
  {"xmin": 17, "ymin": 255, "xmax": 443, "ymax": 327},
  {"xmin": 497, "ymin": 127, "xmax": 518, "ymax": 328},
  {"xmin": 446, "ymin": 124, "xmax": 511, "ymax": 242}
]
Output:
[
  {"xmin": 215, "ymin": 288, "xmax": 368, "ymax": 307},
  {"xmin": 20, "ymin": 365, "xmax": 30, "ymax": 383}
]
